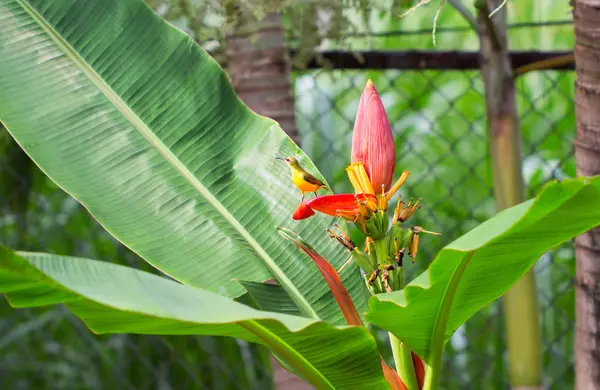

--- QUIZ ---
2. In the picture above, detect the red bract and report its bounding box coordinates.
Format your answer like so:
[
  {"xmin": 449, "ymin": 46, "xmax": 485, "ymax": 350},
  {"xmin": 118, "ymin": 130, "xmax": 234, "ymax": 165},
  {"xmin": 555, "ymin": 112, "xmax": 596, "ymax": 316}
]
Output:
[
  {"xmin": 381, "ymin": 360, "xmax": 408, "ymax": 390},
  {"xmin": 351, "ymin": 80, "xmax": 396, "ymax": 193},
  {"xmin": 281, "ymin": 230, "xmax": 363, "ymax": 326},
  {"xmin": 292, "ymin": 201, "xmax": 315, "ymax": 220},
  {"xmin": 292, "ymin": 193, "xmax": 378, "ymax": 221},
  {"xmin": 279, "ymin": 227, "xmax": 411, "ymax": 390},
  {"xmin": 412, "ymin": 352, "xmax": 425, "ymax": 389}
]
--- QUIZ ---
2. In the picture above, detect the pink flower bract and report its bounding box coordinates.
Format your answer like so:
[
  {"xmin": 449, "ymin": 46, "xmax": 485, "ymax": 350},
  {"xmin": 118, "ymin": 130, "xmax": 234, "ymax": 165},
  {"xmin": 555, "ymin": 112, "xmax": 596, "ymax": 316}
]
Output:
[{"xmin": 351, "ymin": 80, "xmax": 396, "ymax": 193}]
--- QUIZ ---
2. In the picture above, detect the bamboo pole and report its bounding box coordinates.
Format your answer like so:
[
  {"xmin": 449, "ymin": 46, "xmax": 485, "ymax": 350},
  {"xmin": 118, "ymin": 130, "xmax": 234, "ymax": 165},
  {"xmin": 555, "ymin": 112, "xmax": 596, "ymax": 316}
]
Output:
[{"xmin": 475, "ymin": 1, "xmax": 542, "ymax": 389}]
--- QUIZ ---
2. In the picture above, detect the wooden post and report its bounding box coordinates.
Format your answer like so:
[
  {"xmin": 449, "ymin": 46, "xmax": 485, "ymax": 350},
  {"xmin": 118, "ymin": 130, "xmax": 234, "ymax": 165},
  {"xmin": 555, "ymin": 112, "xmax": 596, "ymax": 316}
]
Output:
[
  {"xmin": 226, "ymin": 7, "xmax": 309, "ymax": 390},
  {"xmin": 226, "ymin": 12, "xmax": 299, "ymax": 143},
  {"xmin": 573, "ymin": 1, "xmax": 600, "ymax": 389}
]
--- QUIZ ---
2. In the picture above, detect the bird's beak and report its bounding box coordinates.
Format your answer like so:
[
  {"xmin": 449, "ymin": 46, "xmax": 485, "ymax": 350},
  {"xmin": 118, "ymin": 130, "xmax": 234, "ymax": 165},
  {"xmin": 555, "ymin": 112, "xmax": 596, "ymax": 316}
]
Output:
[{"xmin": 275, "ymin": 157, "xmax": 285, "ymax": 161}]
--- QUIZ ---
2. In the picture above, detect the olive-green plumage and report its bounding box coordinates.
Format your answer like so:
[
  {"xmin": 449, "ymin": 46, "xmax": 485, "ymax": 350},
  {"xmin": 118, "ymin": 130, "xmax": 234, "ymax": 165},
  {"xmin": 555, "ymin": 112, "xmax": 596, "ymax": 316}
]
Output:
[{"xmin": 277, "ymin": 157, "xmax": 327, "ymax": 200}]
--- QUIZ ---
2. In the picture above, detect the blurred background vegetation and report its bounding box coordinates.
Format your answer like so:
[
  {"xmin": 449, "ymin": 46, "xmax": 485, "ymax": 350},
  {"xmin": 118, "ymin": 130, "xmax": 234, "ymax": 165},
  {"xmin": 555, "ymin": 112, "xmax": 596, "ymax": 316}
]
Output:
[{"xmin": 0, "ymin": 1, "xmax": 575, "ymax": 389}]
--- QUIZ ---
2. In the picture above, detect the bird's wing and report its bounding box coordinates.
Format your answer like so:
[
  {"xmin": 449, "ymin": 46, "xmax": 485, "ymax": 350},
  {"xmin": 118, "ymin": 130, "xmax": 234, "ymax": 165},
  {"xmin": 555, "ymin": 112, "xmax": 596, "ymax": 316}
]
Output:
[{"xmin": 302, "ymin": 172, "xmax": 325, "ymax": 186}]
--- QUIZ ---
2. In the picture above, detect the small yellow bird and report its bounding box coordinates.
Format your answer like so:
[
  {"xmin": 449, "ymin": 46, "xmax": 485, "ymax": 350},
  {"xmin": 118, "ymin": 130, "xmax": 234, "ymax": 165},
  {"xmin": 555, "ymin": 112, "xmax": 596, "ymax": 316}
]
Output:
[{"xmin": 277, "ymin": 157, "xmax": 327, "ymax": 200}]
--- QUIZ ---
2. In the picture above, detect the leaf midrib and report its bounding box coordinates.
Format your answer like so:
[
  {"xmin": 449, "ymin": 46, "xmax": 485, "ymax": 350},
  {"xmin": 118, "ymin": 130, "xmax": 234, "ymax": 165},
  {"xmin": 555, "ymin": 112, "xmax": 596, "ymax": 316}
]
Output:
[
  {"xmin": 14, "ymin": 0, "xmax": 318, "ymax": 319},
  {"xmin": 422, "ymin": 251, "xmax": 474, "ymax": 388},
  {"xmin": 240, "ymin": 321, "xmax": 335, "ymax": 390}
]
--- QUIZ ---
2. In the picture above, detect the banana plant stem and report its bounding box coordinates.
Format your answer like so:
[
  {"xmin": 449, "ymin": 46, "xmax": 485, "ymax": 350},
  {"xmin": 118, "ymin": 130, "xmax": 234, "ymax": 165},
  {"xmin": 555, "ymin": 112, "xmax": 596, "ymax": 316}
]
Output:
[
  {"xmin": 381, "ymin": 237, "xmax": 419, "ymax": 389},
  {"xmin": 423, "ymin": 361, "xmax": 440, "ymax": 390},
  {"xmin": 423, "ymin": 251, "xmax": 474, "ymax": 390},
  {"xmin": 390, "ymin": 334, "xmax": 419, "ymax": 390}
]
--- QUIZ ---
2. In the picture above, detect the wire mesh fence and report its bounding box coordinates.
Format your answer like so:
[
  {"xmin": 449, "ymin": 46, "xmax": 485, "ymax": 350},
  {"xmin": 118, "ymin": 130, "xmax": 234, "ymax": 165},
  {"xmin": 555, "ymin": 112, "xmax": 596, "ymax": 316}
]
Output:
[
  {"xmin": 0, "ymin": 45, "xmax": 576, "ymax": 390},
  {"xmin": 295, "ymin": 68, "xmax": 576, "ymax": 389}
]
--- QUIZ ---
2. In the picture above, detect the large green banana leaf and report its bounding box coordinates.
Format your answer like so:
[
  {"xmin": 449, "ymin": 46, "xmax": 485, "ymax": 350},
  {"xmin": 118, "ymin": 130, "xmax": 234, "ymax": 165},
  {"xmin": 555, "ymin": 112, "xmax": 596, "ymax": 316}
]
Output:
[
  {"xmin": 0, "ymin": 0, "xmax": 370, "ymax": 323},
  {"xmin": 0, "ymin": 246, "xmax": 388, "ymax": 390},
  {"xmin": 367, "ymin": 176, "xmax": 600, "ymax": 363}
]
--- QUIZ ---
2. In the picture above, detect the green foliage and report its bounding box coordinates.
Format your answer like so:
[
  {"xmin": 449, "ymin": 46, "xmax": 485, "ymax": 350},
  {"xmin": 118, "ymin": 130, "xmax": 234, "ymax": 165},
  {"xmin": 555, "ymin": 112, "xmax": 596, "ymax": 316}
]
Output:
[
  {"xmin": 0, "ymin": 248, "xmax": 389, "ymax": 390},
  {"xmin": 0, "ymin": 134, "xmax": 272, "ymax": 390},
  {"xmin": 294, "ymin": 3, "xmax": 576, "ymax": 387},
  {"xmin": 367, "ymin": 176, "xmax": 600, "ymax": 360},
  {"xmin": 0, "ymin": 0, "xmax": 369, "ymax": 323},
  {"xmin": 0, "ymin": 0, "xmax": 588, "ymax": 389},
  {"xmin": 1, "ymin": 176, "xmax": 598, "ymax": 389},
  {"xmin": 143, "ymin": 0, "xmax": 373, "ymax": 66}
]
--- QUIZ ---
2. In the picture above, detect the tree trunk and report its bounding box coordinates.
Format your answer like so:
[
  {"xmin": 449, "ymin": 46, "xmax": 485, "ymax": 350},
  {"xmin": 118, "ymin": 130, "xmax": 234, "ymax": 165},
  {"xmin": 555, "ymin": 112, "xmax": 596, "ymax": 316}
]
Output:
[
  {"xmin": 476, "ymin": 1, "xmax": 542, "ymax": 389},
  {"xmin": 574, "ymin": 1, "xmax": 600, "ymax": 389},
  {"xmin": 226, "ymin": 12, "xmax": 299, "ymax": 143},
  {"xmin": 225, "ymin": 8, "xmax": 308, "ymax": 390}
]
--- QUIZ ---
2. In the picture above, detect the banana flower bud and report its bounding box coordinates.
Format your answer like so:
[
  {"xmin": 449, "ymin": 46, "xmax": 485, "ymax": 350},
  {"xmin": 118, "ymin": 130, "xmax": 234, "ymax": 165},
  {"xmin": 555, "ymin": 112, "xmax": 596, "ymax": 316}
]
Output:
[{"xmin": 351, "ymin": 80, "xmax": 396, "ymax": 193}]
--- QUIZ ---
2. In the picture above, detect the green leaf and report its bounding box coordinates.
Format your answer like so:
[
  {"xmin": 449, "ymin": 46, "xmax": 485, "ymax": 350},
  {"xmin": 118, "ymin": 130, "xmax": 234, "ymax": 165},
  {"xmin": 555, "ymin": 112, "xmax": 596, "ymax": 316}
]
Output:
[
  {"xmin": 241, "ymin": 260, "xmax": 366, "ymax": 320},
  {"xmin": 366, "ymin": 177, "xmax": 600, "ymax": 361},
  {"xmin": 0, "ymin": 246, "xmax": 388, "ymax": 390},
  {"xmin": 0, "ymin": 0, "xmax": 369, "ymax": 323},
  {"xmin": 239, "ymin": 281, "xmax": 303, "ymax": 316}
]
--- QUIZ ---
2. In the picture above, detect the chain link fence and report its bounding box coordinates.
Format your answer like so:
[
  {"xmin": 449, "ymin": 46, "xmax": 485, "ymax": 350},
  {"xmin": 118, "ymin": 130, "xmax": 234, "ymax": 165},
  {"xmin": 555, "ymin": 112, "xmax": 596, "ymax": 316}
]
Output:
[{"xmin": 295, "ymin": 68, "xmax": 575, "ymax": 389}]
